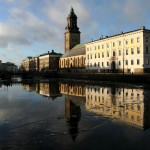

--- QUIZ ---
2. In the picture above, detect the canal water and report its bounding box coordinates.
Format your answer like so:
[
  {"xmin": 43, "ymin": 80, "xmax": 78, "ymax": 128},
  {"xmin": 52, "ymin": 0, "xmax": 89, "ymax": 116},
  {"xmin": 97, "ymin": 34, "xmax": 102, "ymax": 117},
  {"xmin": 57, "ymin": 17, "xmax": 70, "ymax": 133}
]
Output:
[{"xmin": 0, "ymin": 80, "xmax": 150, "ymax": 150}]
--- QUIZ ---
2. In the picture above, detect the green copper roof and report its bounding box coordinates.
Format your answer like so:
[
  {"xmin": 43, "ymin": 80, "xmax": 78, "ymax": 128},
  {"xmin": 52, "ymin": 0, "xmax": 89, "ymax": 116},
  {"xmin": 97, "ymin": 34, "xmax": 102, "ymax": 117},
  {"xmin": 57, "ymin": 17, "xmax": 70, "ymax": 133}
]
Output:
[
  {"xmin": 62, "ymin": 43, "xmax": 85, "ymax": 58},
  {"xmin": 72, "ymin": 43, "xmax": 85, "ymax": 49}
]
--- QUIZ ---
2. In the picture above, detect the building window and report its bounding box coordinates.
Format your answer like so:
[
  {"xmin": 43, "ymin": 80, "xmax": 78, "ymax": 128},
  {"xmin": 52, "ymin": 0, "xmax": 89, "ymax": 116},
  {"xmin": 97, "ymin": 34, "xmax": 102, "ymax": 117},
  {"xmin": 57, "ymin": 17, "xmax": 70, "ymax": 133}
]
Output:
[
  {"xmin": 119, "ymin": 50, "xmax": 121, "ymax": 56},
  {"xmin": 87, "ymin": 55, "xmax": 89, "ymax": 59},
  {"xmin": 137, "ymin": 59, "xmax": 140, "ymax": 65},
  {"xmin": 131, "ymin": 48, "xmax": 134, "ymax": 54},
  {"xmin": 131, "ymin": 60, "xmax": 134, "ymax": 65},
  {"xmin": 90, "ymin": 54, "xmax": 92, "ymax": 59},
  {"xmin": 98, "ymin": 45, "xmax": 100, "ymax": 49},
  {"xmin": 126, "ymin": 40, "xmax": 128, "ymax": 45},
  {"xmin": 107, "ymin": 61, "xmax": 109, "ymax": 66},
  {"xmin": 126, "ymin": 60, "xmax": 128, "ymax": 65},
  {"xmin": 119, "ymin": 61, "xmax": 121, "ymax": 66},
  {"xmin": 94, "ymin": 63, "xmax": 96, "ymax": 67},
  {"xmin": 107, "ymin": 43, "xmax": 109, "ymax": 48},
  {"xmin": 137, "ymin": 37, "xmax": 140, "ymax": 42},
  {"xmin": 146, "ymin": 46, "xmax": 149, "ymax": 54},
  {"xmin": 119, "ymin": 41, "xmax": 121, "ymax": 46},
  {"xmin": 137, "ymin": 47, "xmax": 140, "ymax": 54},
  {"xmin": 146, "ymin": 59, "xmax": 149, "ymax": 65},
  {"xmin": 95, "ymin": 54, "xmax": 97, "ymax": 58},
  {"xmin": 113, "ymin": 42, "xmax": 115, "ymax": 47},
  {"xmin": 131, "ymin": 38, "xmax": 134, "ymax": 43},
  {"xmin": 113, "ymin": 51, "xmax": 115, "ymax": 57},
  {"xmin": 102, "ymin": 45, "xmax": 104, "ymax": 49},
  {"xmin": 126, "ymin": 49, "xmax": 128, "ymax": 55},
  {"xmin": 102, "ymin": 62, "xmax": 104, "ymax": 66},
  {"xmin": 98, "ymin": 62, "xmax": 100, "ymax": 67},
  {"xmin": 146, "ymin": 37, "xmax": 148, "ymax": 42},
  {"xmin": 102, "ymin": 52, "xmax": 104, "ymax": 57},
  {"xmin": 107, "ymin": 51, "xmax": 109, "ymax": 57},
  {"xmin": 98, "ymin": 53, "xmax": 100, "ymax": 58}
]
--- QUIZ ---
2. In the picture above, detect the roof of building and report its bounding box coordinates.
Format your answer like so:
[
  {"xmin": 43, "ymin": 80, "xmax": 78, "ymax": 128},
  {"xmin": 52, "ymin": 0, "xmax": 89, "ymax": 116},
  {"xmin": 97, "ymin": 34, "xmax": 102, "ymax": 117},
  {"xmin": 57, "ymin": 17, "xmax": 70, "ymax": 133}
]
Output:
[
  {"xmin": 61, "ymin": 43, "xmax": 85, "ymax": 58},
  {"xmin": 40, "ymin": 50, "xmax": 62, "ymax": 57},
  {"xmin": 85, "ymin": 26, "xmax": 150, "ymax": 44}
]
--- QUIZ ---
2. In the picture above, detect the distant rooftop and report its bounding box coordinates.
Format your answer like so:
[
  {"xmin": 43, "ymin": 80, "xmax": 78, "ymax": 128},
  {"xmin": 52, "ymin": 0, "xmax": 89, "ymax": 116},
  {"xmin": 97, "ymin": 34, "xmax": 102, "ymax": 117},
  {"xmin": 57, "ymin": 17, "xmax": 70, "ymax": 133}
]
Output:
[
  {"xmin": 86, "ymin": 26, "xmax": 150, "ymax": 44},
  {"xmin": 40, "ymin": 50, "xmax": 62, "ymax": 57}
]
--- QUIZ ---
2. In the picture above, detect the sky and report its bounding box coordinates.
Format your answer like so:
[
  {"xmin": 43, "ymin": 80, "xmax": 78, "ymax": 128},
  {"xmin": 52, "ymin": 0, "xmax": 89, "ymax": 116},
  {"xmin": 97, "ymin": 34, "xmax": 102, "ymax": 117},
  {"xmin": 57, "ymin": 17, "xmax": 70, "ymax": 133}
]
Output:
[{"xmin": 0, "ymin": 0, "xmax": 150, "ymax": 66}]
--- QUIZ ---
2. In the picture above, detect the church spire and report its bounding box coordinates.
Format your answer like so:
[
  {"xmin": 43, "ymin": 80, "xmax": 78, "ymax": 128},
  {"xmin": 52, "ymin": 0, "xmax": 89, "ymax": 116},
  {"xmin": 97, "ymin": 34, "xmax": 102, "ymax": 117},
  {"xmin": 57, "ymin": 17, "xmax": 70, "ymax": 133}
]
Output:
[
  {"xmin": 64, "ymin": 8, "xmax": 81, "ymax": 53},
  {"xmin": 65, "ymin": 7, "xmax": 79, "ymax": 32}
]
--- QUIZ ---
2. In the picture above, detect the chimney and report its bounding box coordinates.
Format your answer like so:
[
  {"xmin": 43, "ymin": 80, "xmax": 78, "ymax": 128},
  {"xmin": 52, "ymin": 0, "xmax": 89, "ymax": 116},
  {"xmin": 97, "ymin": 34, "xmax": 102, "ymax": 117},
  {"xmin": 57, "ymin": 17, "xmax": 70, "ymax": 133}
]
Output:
[
  {"xmin": 52, "ymin": 50, "xmax": 54, "ymax": 53},
  {"xmin": 48, "ymin": 51, "xmax": 49, "ymax": 53},
  {"xmin": 141, "ymin": 26, "xmax": 145, "ymax": 30}
]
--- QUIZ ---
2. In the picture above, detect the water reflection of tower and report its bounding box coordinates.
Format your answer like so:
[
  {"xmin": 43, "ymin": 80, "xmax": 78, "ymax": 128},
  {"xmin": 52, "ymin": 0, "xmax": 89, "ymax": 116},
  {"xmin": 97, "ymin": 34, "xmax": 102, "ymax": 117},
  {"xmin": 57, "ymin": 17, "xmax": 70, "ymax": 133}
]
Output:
[{"xmin": 65, "ymin": 96, "xmax": 81, "ymax": 142}]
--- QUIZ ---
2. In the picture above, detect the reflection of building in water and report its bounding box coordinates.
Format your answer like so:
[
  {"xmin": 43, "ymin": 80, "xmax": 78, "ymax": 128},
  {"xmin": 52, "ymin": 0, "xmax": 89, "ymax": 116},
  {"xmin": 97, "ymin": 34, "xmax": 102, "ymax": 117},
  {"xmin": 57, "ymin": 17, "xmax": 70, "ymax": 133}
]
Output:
[
  {"xmin": 60, "ymin": 83, "xmax": 85, "ymax": 141},
  {"xmin": 85, "ymin": 85, "xmax": 150, "ymax": 129},
  {"xmin": 65, "ymin": 97, "xmax": 81, "ymax": 142},
  {"xmin": 60, "ymin": 83, "xmax": 85, "ymax": 97},
  {"xmin": 39, "ymin": 82, "xmax": 61, "ymax": 99},
  {"xmin": 22, "ymin": 82, "xmax": 61, "ymax": 99},
  {"xmin": 22, "ymin": 83, "xmax": 39, "ymax": 92}
]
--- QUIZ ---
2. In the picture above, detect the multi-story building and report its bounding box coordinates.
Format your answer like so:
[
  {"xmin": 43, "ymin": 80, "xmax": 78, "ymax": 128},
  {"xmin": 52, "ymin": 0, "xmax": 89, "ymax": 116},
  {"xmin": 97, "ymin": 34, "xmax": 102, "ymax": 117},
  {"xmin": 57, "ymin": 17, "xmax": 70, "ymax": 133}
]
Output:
[
  {"xmin": 0, "ymin": 61, "xmax": 18, "ymax": 72},
  {"xmin": 85, "ymin": 26, "xmax": 150, "ymax": 73},
  {"xmin": 21, "ymin": 56, "xmax": 39, "ymax": 71},
  {"xmin": 59, "ymin": 7, "xmax": 86, "ymax": 70},
  {"xmin": 39, "ymin": 50, "xmax": 62, "ymax": 71},
  {"xmin": 85, "ymin": 85, "xmax": 149, "ymax": 128},
  {"xmin": 21, "ymin": 50, "xmax": 62, "ymax": 72}
]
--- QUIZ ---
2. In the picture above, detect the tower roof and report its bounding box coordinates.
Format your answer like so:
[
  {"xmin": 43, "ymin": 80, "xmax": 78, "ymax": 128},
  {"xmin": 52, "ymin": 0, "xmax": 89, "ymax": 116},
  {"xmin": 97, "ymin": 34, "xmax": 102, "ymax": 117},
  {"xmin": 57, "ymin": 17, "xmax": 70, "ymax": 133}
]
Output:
[{"xmin": 69, "ymin": 7, "xmax": 76, "ymax": 17}]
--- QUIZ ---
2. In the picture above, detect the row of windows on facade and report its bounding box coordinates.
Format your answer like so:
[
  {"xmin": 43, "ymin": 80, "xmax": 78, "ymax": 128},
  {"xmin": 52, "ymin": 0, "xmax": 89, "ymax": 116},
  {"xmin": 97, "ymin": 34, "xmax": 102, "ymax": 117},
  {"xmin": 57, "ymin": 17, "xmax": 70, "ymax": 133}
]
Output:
[
  {"xmin": 87, "ymin": 59, "xmax": 142, "ymax": 67},
  {"xmin": 87, "ymin": 87, "xmax": 142, "ymax": 98},
  {"xmin": 87, "ymin": 90, "xmax": 141, "ymax": 98},
  {"xmin": 86, "ymin": 37, "xmax": 144, "ymax": 51},
  {"xmin": 86, "ymin": 97, "xmax": 141, "ymax": 112},
  {"xmin": 87, "ymin": 47, "xmax": 144, "ymax": 59},
  {"xmin": 61, "ymin": 58, "xmax": 85, "ymax": 66}
]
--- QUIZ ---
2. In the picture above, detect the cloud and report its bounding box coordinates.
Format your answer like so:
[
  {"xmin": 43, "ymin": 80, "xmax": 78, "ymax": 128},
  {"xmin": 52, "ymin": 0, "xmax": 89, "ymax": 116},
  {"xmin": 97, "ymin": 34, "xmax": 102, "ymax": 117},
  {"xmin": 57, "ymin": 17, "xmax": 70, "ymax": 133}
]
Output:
[
  {"xmin": 0, "ymin": 0, "xmax": 150, "ymax": 65},
  {"xmin": 0, "ymin": 8, "xmax": 59, "ymax": 49}
]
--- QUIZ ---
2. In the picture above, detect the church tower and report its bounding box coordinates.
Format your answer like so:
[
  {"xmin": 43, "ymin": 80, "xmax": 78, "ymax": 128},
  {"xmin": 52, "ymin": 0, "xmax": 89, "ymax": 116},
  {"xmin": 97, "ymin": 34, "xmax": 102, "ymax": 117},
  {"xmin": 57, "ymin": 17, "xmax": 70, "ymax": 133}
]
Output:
[{"xmin": 64, "ymin": 7, "xmax": 80, "ymax": 53}]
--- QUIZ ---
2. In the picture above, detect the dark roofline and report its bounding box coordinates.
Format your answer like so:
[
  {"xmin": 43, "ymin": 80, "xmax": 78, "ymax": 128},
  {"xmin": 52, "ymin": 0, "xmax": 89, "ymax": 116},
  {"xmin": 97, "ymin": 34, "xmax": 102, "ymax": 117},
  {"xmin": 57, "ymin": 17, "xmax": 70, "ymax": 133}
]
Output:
[
  {"xmin": 39, "ymin": 50, "xmax": 62, "ymax": 57},
  {"xmin": 85, "ymin": 27, "xmax": 150, "ymax": 44}
]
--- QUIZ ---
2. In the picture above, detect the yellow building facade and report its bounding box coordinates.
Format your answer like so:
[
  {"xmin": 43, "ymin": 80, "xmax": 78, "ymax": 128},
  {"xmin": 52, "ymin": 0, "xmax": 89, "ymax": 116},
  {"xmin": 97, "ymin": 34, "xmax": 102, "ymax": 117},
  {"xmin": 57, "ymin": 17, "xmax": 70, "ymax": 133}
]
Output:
[
  {"xmin": 59, "ymin": 83, "xmax": 150, "ymax": 129},
  {"xmin": 85, "ymin": 26, "xmax": 150, "ymax": 73}
]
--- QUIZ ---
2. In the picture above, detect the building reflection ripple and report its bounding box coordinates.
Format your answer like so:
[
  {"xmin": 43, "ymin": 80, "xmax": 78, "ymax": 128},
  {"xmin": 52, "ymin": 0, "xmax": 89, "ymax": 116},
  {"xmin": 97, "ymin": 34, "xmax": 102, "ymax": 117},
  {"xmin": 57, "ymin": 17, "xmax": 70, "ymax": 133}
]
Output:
[
  {"xmin": 22, "ymin": 82, "xmax": 150, "ymax": 130},
  {"xmin": 60, "ymin": 83, "xmax": 150, "ymax": 130}
]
